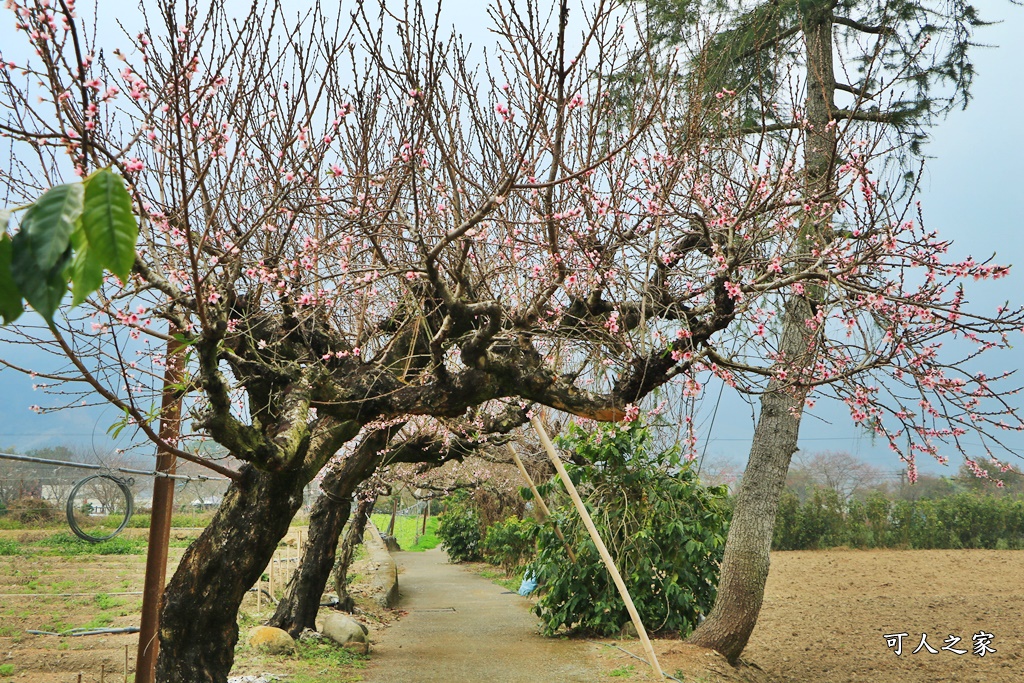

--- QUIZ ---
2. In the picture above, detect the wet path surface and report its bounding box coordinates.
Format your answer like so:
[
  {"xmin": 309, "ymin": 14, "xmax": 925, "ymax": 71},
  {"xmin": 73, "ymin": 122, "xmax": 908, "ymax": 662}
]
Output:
[{"xmin": 361, "ymin": 548, "xmax": 604, "ymax": 682}]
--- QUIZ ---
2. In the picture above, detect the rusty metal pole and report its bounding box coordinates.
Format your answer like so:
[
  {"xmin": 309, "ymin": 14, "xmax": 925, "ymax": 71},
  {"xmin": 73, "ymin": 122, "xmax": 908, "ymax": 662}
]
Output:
[{"xmin": 135, "ymin": 337, "xmax": 183, "ymax": 683}]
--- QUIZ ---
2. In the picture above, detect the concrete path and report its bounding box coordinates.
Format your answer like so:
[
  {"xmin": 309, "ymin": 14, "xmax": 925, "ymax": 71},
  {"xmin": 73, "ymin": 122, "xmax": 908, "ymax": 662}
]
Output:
[{"xmin": 361, "ymin": 548, "xmax": 605, "ymax": 682}]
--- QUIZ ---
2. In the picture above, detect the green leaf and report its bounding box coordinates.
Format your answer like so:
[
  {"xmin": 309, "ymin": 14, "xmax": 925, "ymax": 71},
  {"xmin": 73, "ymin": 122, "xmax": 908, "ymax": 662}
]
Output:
[
  {"xmin": 11, "ymin": 239, "xmax": 71, "ymax": 324},
  {"xmin": 0, "ymin": 233, "xmax": 23, "ymax": 324},
  {"xmin": 69, "ymin": 240, "xmax": 104, "ymax": 306},
  {"xmin": 82, "ymin": 169, "xmax": 138, "ymax": 281},
  {"xmin": 16, "ymin": 183, "xmax": 84, "ymax": 272}
]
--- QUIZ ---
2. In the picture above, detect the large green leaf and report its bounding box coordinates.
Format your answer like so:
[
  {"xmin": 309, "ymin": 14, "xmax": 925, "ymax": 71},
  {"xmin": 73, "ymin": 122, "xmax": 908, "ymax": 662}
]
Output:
[
  {"xmin": 82, "ymin": 169, "xmax": 137, "ymax": 281},
  {"xmin": 11, "ymin": 238, "xmax": 71, "ymax": 324},
  {"xmin": 0, "ymin": 232, "xmax": 23, "ymax": 324},
  {"xmin": 16, "ymin": 183, "xmax": 84, "ymax": 272},
  {"xmin": 69, "ymin": 226, "xmax": 104, "ymax": 306}
]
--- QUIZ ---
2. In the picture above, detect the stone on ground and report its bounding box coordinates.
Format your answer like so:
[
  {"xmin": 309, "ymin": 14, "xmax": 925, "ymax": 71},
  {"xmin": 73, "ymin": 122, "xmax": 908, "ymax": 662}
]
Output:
[
  {"xmin": 320, "ymin": 612, "xmax": 369, "ymax": 648},
  {"xmin": 247, "ymin": 625, "xmax": 296, "ymax": 655}
]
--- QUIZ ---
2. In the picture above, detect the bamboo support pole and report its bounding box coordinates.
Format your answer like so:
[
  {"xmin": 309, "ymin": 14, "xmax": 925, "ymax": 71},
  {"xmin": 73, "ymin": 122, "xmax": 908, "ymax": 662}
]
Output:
[
  {"xmin": 531, "ymin": 416, "xmax": 664, "ymax": 680},
  {"xmin": 505, "ymin": 443, "xmax": 576, "ymax": 563},
  {"xmin": 387, "ymin": 500, "xmax": 397, "ymax": 537}
]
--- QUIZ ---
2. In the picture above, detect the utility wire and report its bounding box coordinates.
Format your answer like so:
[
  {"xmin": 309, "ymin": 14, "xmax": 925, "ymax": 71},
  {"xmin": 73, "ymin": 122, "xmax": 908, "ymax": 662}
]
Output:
[
  {"xmin": 697, "ymin": 381, "xmax": 726, "ymax": 477},
  {"xmin": 0, "ymin": 452, "xmax": 228, "ymax": 482}
]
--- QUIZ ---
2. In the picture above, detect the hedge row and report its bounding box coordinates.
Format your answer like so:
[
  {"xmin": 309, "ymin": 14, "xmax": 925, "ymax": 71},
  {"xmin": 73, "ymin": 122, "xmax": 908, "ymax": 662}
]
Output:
[{"xmin": 773, "ymin": 489, "xmax": 1024, "ymax": 550}]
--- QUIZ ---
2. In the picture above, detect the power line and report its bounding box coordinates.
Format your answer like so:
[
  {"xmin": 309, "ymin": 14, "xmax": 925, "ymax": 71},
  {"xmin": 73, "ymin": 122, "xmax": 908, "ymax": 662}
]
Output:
[{"xmin": 0, "ymin": 452, "xmax": 228, "ymax": 482}]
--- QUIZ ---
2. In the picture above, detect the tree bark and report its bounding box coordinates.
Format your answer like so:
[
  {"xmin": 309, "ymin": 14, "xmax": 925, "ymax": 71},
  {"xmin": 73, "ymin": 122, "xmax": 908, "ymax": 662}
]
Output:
[
  {"xmin": 267, "ymin": 428, "xmax": 395, "ymax": 636},
  {"xmin": 268, "ymin": 404, "xmax": 529, "ymax": 634},
  {"xmin": 334, "ymin": 496, "xmax": 375, "ymax": 611},
  {"xmin": 688, "ymin": 7, "xmax": 836, "ymax": 662},
  {"xmin": 270, "ymin": 495, "xmax": 353, "ymax": 635},
  {"xmin": 687, "ymin": 297, "xmax": 813, "ymax": 662},
  {"xmin": 155, "ymin": 464, "xmax": 308, "ymax": 683}
]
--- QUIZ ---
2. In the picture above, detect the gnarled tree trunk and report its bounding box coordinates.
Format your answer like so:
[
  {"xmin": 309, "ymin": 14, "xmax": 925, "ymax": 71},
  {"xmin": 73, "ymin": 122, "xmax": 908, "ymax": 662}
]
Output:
[
  {"xmin": 155, "ymin": 464, "xmax": 309, "ymax": 683},
  {"xmin": 334, "ymin": 496, "xmax": 376, "ymax": 611},
  {"xmin": 267, "ymin": 428, "xmax": 395, "ymax": 636}
]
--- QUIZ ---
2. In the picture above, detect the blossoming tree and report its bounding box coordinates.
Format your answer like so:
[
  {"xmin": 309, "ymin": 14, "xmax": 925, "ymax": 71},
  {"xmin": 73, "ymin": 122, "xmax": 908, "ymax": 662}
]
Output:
[
  {"xmin": 631, "ymin": 0, "xmax": 1024, "ymax": 661},
  {"xmin": 1, "ymin": 0, "xmax": 1021, "ymax": 680}
]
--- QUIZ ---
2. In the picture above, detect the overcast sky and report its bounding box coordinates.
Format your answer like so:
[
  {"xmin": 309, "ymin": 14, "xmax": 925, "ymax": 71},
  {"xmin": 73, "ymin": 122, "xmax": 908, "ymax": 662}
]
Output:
[{"xmin": 1, "ymin": 0, "xmax": 1022, "ymax": 477}]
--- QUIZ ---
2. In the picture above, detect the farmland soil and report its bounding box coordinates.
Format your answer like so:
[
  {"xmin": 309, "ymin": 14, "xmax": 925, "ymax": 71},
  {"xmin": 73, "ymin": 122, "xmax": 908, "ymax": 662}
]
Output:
[
  {"xmin": 743, "ymin": 548, "xmax": 1024, "ymax": 683},
  {"xmin": 0, "ymin": 534, "xmax": 1021, "ymax": 682}
]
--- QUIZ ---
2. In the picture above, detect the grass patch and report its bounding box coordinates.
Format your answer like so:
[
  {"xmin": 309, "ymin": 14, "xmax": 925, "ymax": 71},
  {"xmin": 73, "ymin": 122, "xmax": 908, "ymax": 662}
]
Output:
[
  {"xmin": 0, "ymin": 539, "xmax": 19, "ymax": 556},
  {"xmin": 609, "ymin": 664, "xmax": 636, "ymax": 678},
  {"xmin": 477, "ymin": 567, "xmax": 522, "ymax": 592},
  {"xmin": 127, "ymin": 511, "xmax": 218, "ymax": 529},
  {"xmin": 234, "ymin": 634, "xmax": 367, "ymax": 683},
  {"xmin": 95, "ymin": 593, "xmax": 125, "ymax": 610},
  {"xmin": 31, "ymin": 533, "xmax": 146, "ymax": 556},
  {"xmin": 0, "ymin": 663, "xmax": 14, "ymax": 676},
  {"xmin": 295, "ymin": 638, "xmax": 364, "ymax": 666},
  {"xmin": 370, "ymin": 514, "xmax": 439, "ymax": 552},
  {"xmin": 81, "ymin": 614, "xmax": 114, "ymax": 629}
]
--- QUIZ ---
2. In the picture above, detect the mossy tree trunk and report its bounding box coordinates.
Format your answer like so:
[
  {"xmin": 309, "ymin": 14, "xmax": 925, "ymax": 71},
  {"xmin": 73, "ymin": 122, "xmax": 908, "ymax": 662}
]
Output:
[{"xmin": 334, "ymin": 496, "xmax": 376, "ymax": 612}]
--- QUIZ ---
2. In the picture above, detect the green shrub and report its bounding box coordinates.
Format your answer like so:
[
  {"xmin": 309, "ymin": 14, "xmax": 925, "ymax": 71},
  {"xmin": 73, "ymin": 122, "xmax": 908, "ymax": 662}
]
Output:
[
  {"xmin": 770, "ymin": 488, "xmax": 1024, "ymax": 550},
  {"xmin": 0, "ymin": 539, "xmax": 19, "ymax": 556},
  {"xmin": 797, "ymin": 488, "xmax": 845, "ymax": 549},
  {"xmin": 436, "ymin": 492, "xmax": 483, "ymax": 563},
  {"xmin": 772, "ymin": 491, "xmax": 801, "ymax": 550},
  {"xmin": 528, "ymin": 420, "xmax": 730, "ymax": 637},
  {"xmin": 482, "ymin": 517, "xmax": 537, "ymax": 575}
]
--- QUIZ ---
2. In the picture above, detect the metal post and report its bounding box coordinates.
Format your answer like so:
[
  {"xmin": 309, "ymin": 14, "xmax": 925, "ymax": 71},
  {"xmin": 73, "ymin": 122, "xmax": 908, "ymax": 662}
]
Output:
[
  {"xmin": 531, "ymin": 416, "xmax": 665, "ymax": 680},
  {"xmin": 135, "ymin": 337, "xmax": 183, "ymax": 683}
]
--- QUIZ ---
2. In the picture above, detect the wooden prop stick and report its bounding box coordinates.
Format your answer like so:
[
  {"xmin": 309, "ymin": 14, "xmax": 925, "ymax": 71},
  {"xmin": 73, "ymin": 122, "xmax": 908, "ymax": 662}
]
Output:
[
  {"xmin": 505, "ymin": 443, "xmax": 576, "ymax": 563},
  {"xmin": 531, "ymin": 416, "xmax": 665, "ymax": 680}
]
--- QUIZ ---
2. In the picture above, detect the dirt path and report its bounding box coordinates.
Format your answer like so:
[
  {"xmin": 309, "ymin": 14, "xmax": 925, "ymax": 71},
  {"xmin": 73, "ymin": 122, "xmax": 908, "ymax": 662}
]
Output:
[{"xmin": 360, "ymin": 548, "xmax": 605, "ymax": 683}]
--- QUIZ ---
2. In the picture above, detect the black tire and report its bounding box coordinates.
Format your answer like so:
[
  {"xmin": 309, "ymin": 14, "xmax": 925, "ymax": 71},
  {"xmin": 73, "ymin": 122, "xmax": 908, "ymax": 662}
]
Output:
[{"xmin": 66, "ymin": 474, "xmax": 134, "ymax": 543}]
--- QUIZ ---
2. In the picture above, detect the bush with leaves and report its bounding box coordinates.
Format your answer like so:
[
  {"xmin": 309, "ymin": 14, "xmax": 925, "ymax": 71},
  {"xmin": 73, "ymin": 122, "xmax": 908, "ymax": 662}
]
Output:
[
  {"xmin": 770, "ymin": 489, "xmax": 1024, "ymax": 550},
  {"xmin": 436, "ymin": 492, "xmax": 483, "ymax": 563},
  {"xmin": 527, "ymin": 421, "xmax": 730, "ymax": 637},
  {"xmin": 482, "ymin": 516, "xmax": 538, "ymax": 575}
]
